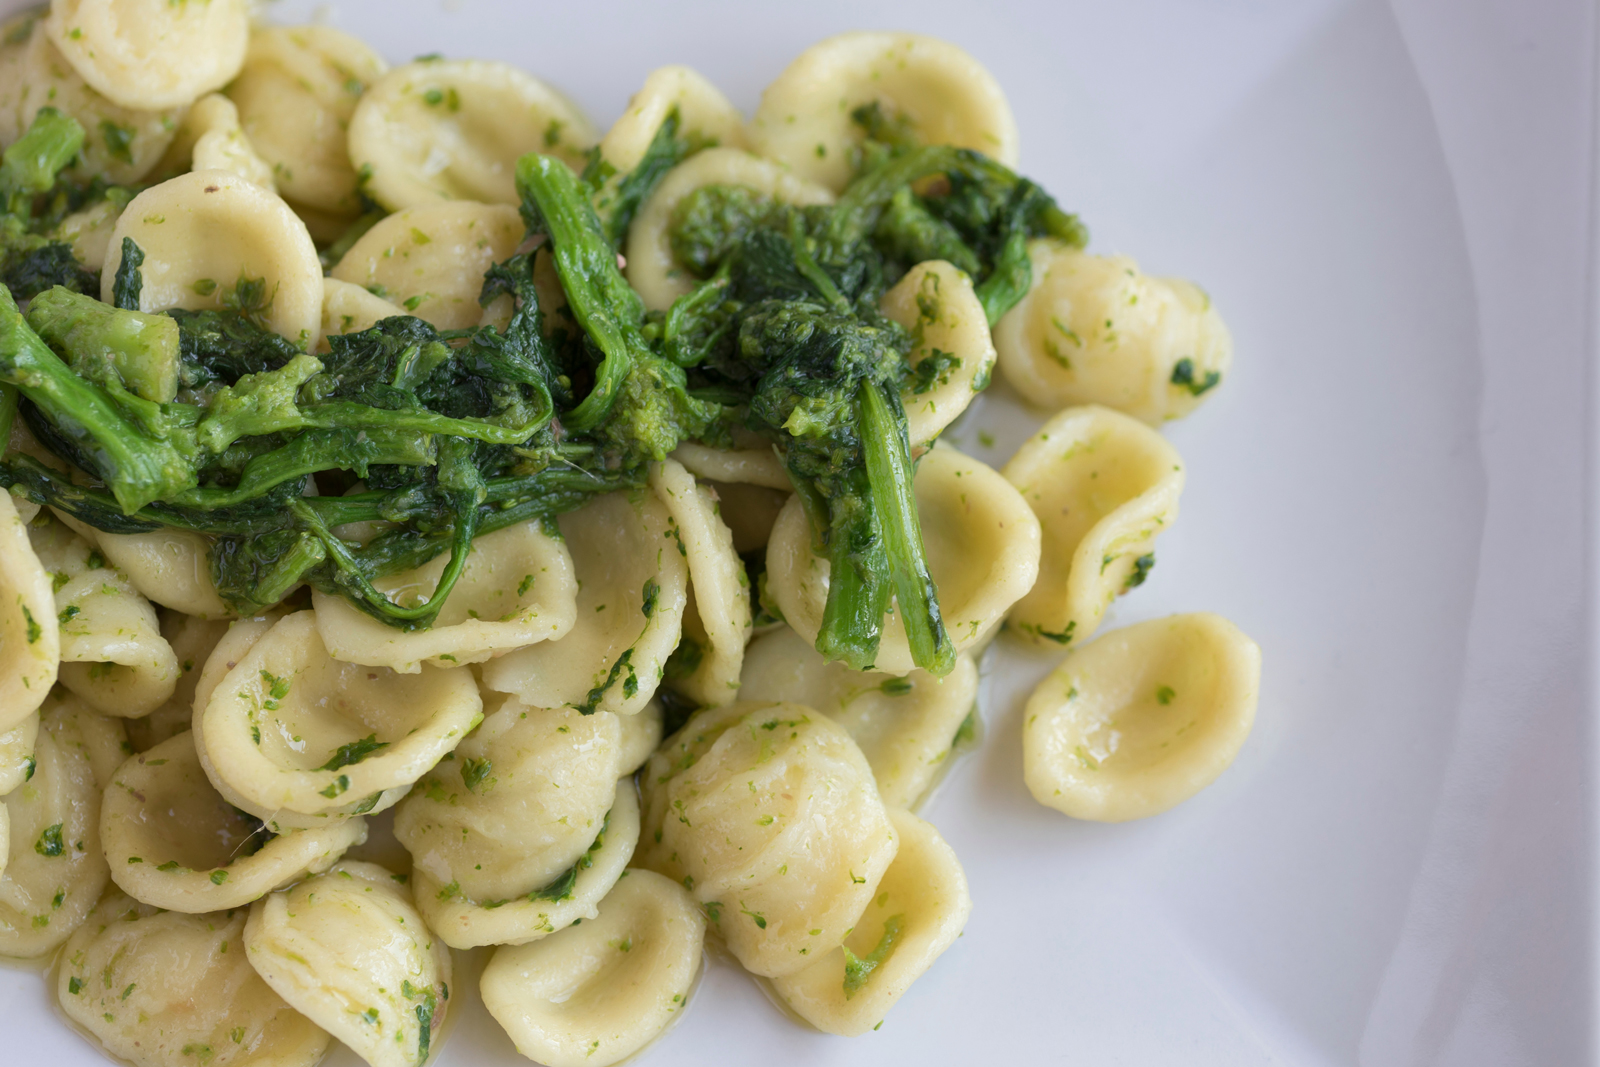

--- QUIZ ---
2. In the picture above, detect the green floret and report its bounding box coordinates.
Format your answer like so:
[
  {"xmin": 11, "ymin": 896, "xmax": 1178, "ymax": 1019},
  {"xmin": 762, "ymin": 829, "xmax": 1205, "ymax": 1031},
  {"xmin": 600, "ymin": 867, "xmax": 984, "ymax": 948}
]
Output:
[{"xmin": 26, "ymin": 286, "xmax": 181, "ymax": 403}]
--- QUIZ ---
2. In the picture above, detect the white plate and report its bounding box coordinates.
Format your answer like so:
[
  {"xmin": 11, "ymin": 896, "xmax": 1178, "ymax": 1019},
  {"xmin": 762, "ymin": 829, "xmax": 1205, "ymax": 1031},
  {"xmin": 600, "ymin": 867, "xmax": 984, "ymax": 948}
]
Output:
[{"xmin": 5, "ymin": 1, "xmax": 1591, "ymax": 1064}]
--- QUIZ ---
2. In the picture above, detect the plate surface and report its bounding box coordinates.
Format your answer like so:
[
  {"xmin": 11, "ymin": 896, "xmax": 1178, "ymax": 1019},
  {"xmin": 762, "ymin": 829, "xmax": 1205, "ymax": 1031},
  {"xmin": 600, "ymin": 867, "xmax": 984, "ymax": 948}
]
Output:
[{"xmin": 4, "ymin": 1, "xmax": 1593, "ymax": 1065}]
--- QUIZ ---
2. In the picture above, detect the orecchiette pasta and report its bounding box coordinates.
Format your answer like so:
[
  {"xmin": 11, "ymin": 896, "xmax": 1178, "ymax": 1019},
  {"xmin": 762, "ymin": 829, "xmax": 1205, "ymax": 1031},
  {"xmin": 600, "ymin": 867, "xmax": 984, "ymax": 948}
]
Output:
[
  {"xmin": 84, "ymin": 523, "xmax": 233, "ymax": 619},
  {"xmin": 413, "ymin": 776, "xmax": 640, "ymax": 950},
  {"xmin": 639, "ymin": 701, "xmax": 898, "ymax": 978},
  {"xmin": 197, "ymin": 611, "xmax": 482, "ymax": 826},
  {"xmin": 617, "ymin": 699, "xmax": 664, "ymax": 775},
  {"xmin": 880, "ymin": 260, "xmax": 996, "ymax": 447},
  {"xmin": 245, "ymin": 860, "xmax": 452, "ymax": 1067},
  {"xmin": 313, "ymin": 518, "xmax": 577, "ymax": 672},
  {"xmin": 152, "ymin": 93, "xmax": 275, "ymax": 190},
  {"xmin": 739, "ymin": 626, "xmax": 978, "ymax": 810},
  {"xmin": 749, "ymin": 31, "xmax": 1020, "ymax": 193},
  {"xmin": 124, "ymin": 610, "xmax": 228, "ymax": 752},
  {"xmin": 994, "ymin": 240, "xmax": 1234, "ymax": 424},
  {"xmin": 704, "ymin": 480, "xmax": 790, "ymax": 555},
  {"xmin": 598, "ymin": 66, "xmax": 747, "ymax": 176},
  {"xmin": 766, "ymin": 444, "xmax": 1040, "ymax": 674},
  {"xmin": 1023, "ymin": 613, "xmax": 1261, "ymax": 821},
  {"xmin": 58, "ymin": 892, "xmax": 332, "ymax": 1067},
  {"xmin": 329, "ymin": 200, "xmax": 524, "ymax": 330},
  {"xmin": 0, "ymin": 693, "xmax": 124, "ymax": 957},
  {"xmin": 771, "ymin": 807, "xmax": 970, "ymax": 1035},
  {"xmin": 45, "ymin": 0, "xmax": 249, "ymax": 110},
  {"xmin": 349, "ymin": 57, "xmax": 595, "ymax": 212},
  {"xmin": 52, "ymin": 193, "xmax": 126, "ymax": 270},
  {"xmin": 3, "ymin": 15, "xmax": 181, "ymax": 182},
  {"xmin": 102, "ymin": 733, "xmax": 367, "ymax": 913},
  {"xmin": 1001, "ymin": 405, "xmax": 1184, "ymax": 648},
  {"xmin": 0, "ymin": 711, "xmax": 38, "ymax": 797},
  {"xmin": 0, "ymin": 488, "xmax": 57, "ymax": 731},
  {"xmin": 669, "ymin": 440, "xmax": 791, "ymax": 491},
  {"xmin": 650, "ymin": 459, "xmax": 749, "ymax": 707},
  {"xmin": 482, "ymin": 492, "xmax": 688, "ymax": 717},
  {"xmin": 394, "ymin": 696, "xmax": 626, "ymax": 903},
  {"xmin": 101, "ymin": 170, "xmax": 324, "ymax": 352},
  {"xmin": 227, "ymin": 25, "xmax": 389, "ymax": 216},
  {"xmin": 320, "ymin": 277, "xmax": 407, "ymax": 344},
  {"xmin": 481, "ymin": 868, "xmax": 705, "ymax": 1067},
  {"xmin": 625, "ymin": 147, "xmax": 834, "ymax": 311}
]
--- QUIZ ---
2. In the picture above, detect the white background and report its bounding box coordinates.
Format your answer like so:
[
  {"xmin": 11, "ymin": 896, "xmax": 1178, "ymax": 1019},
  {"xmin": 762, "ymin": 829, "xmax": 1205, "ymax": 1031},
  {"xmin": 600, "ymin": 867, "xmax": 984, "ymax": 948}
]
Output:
[{"xmin": 3, "ymin": 0, "xmax": 1594, "ymax": 1064}]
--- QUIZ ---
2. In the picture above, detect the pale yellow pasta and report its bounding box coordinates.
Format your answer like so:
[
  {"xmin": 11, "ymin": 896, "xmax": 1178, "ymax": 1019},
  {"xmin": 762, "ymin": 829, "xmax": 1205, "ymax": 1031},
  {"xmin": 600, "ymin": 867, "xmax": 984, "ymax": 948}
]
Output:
[
  {"xmin": 329, "ymin": 200, "xmax": 524, "ymax": 330},
  {"xmin": 995, "ymin": 240, "xmax": 1234, "ymax": 424},
  {"xmin": 1024, "ymin": 613, "xmax": 1261, "ymax": 821},
  {"xmin": 749, "ymin": 31, "xmax": 1019, "ymax": 193},
  {"xmin": 706, "ymin": 480, "xmax": 790, "ymax": 554},
  {"xmin": 102, "ymin": 733, "xmax": 366, "ymax": 913},
  {"xmin": 227, "ymin": 24, "xmax": 388, "ymax": 215},
  {"xmin": 394, "ymin": 696, "xmax": 625, "ymax": 903},
  {"xmin": 617, "ymin": 699, "xmax": 664, "ymax": 775},
  {"xmin": 313, "ymin": 518, "xmax": 578, "ymax": 672},
  {"xmin": 245, "ymin": 860, "xmax": 451, "ymax": 1067},
  {"xmin": 349, "ymin": 57, "xmax": 595, "ymax": 211},
  {"xmin": 481, "ymin": 868, "xmax": 704, "ymax": 1067},
  {"xmin": 52, "ymin": 193, "xmax": 126, "ymax": 270},
  {"xmin": 880, "ymin": 260, "xmax": 995, "ymax": 447},
  {"xmin": 124, "ymin": 610, "xmax": 227, "ymax": 752},
  {"xmin": 152, "ymin": 93, "xmax": 275, "ymax": 189},
  {"xmin": 0, "ymin": 694, "xmax": 123, "ymax": 957},
  {"xmin": 197, "ymin": 611, "xmax": 482, "ymax": 825},
  {"xmin": 88, "ymin": 524, "xmax": 232, "ymax": 618},
  {"xmin": 58, "ymin": 892, "xmax": 331, "ymax": 1067},
  {"xmin": 482, "ymin": 492, "xmax": 688, "ymax": 717},
  {"xmin": 0, "ymin": 487, "xmax": 57, "ymax": 731},
  {"xmin": 101, "ymin": 170, "xmax": 324, "ymax": 352},
  {"xmin": 626, "ymin": 147, "xmax": 834, "ymax": 311},
  {"xmin": 1001, "ymin": 404, "xmax": 1184, "ymax": 648},
  {"xmin": 771, "ymin": 808, "xmax": 970, "ymax": 1035},
  {"xmin": 1, "ymin": 16, "xmax": 181, "ymax": 182},
  {"xmin": 650, "ymin": 459, "xmax": 749, "ymax": 706},
  {"xmin": 739, "ymin": 627, "xmax": 978, "ymax": 809},
  {"xmin": 598, "ymin": 65, "xmax": 747, "ymax": 175},
  {"xmin": 639, "ymin": 701, "xmax": 898, "ymax": 978},
  {"xmin": 45, "ymin": 0, "xmax": 249, "ymax": 110},
  {"xmin": 412, "ymin": 776, "xmax": 639, "ymax": 950},
  {"xmin": 766, "ymin": 444, "xmax": 1040, "ymax": 674},
  {"xmin": 0, "ymin": 711, "xmax": 38, "ymax": 796},
  {"xmin": 669, "ymin": 439, "xmax": 790, "ymax": 490},
  {"xmin": 319, "ymin": 277, "xmax": 406, "ymax": 344}
]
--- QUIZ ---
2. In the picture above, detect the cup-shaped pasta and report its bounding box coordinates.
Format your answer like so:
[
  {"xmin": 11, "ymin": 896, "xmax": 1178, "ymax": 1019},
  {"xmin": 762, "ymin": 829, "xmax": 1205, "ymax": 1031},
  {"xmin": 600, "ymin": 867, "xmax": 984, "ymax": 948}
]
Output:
[
  {"xmin": 86, "ymin": 524, "xmax": 232, "ymax": 618},
  {"xmin": 349, "ymin": 57, "xmax": 595, "ymax": 211},
  {"xmin": 58, "ymin": 891, "xmax": 331, "ymax": 1067},
  {"xmin": 481, "ymin": 868, "xmax": 705, "ymax": 1067},
  {"xmin": 650, "ymin": 459, "xmax": 750, "ymax": 707},
  {"xmin": 103, "ymin": 734, "xmax": 367, "ymax": 913},
  {"xmin": 767, "ymin": 444, "xmax": 1040, "ymax": 675},
  {"xmin": 639, "ymin": 701, "xmax": 898, "ymax": 978},
  {"xmin": 881, "ymin": 261, "xmax": 996, "ymax": 447},
  {"xmin": 669, "ymin": 440, "xmax": 790, "ymax": 490},
  {"xmin": 749, "ymin": 32, "xmax": 1020, "ymax": 193},
  {"xmin": 626, "ymin": 147, "xmax": 834, "ymax": 311},
  {"xmin": 1001, "ymin": 405, "xmax": 1185, "ymax": 648},
  {"xmin": 995, "ymin": 240, "xmax": 1234, "ymax": 424},
  {"xmin": 101, "ymin": 170, "xmax": 324, "ymax": 352},
  {"xmin": 771, "ymin": 808, "xmax": 970, "ymax": 1035},
  {"xmin": 0, "ymin": 695, "xmax": 124, "ymax": 957},
  {"xmin": 151, "ymin": 93, "xmax": 275, "ymax": 189},
  {"xmin": 321, "ymin": 277, "xmax": 407, "ymax": 344},
  {"xmin": 0, "ymin": 712, "xmax": 39, "ymax": 797},
  {"xmin": 45, "ymin": 0, "xmax": 249, "ymax": 110},
  {"xmin": 413, "ymin": 777, "xmax": 640, "ymax": 950},
  {"xmin": 198, "ymin": 611, "xmax": 482, "ymax": 825},
  {"xmin": 125, "ymin": 611, "xmax": 229, "ymax": 752},
  {"xmin": 598, "ymin": 66, "xmax": 748, "ymax": 176},
  {"xmin": 0, "ymin": 488, "xmax": 57, "ymax": 731},
  {"xmin": 1024, "ymin": 613, "xmax": 1262, "ymax": 822},
  {"xmin": 482, "ymin": 492, "xmax": 688, "ymax": 717},
  {"xmin": 227, "ymin": 25, "xmax": 389, "ymax": 216},
  {"xmin": 617, "ymin": 700, "xmax": 664, "ymax": 775},
  {"xmin": 52, "ymin": 194, "xmax": 124, "ymax": 270},
  {"xmin": 329, "ymin": 200, "xmax": 524, "ymax": 330},
  {"xmin": 246, "ymin": 860, "xmax": 451, "ymax": 1067},
  {"xmin": 55, "ymin": 561, "xmax": 181, "ymax": 718},
  {"xmin": 394, "ymin": 698, "xmax": 625, "ymax": 903},
  {"xmin": 739, "ymin": 627, "xmax": 978, "ymax": 810},
  {"xmin": 5, "ymin": 15, "xmax": 182, "ymax": 182},
  {"xmin": 313, "ymin": 519, "xmax": 578, "ymax": 672}
]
